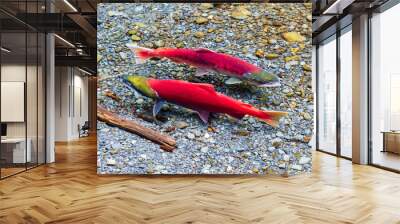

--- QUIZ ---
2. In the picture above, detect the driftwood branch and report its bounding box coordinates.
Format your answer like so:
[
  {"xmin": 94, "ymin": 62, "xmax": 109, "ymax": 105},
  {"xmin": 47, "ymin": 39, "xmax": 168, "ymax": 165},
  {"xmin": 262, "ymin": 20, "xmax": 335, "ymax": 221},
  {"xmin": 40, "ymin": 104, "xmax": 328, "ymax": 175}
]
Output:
[
  {"xmin": 104, "ymin": 90, "xmax": 121, "ymax": 102},
  {"xmin": 97, "ymin": 106, "xmax": 176, "ymax": 152}
]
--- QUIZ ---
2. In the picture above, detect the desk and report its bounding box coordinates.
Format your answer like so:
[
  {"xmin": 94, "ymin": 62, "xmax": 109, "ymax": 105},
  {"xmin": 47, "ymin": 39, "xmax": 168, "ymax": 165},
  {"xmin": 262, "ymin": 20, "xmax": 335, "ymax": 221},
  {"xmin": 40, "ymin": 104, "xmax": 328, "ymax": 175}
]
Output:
[
  {"xmin": 382, "ymin": 131, "xmax": 400, "ymax": 154},
  {"xmin": 1, "ymin": 138, "xmax": 31, "ymax": 163}
]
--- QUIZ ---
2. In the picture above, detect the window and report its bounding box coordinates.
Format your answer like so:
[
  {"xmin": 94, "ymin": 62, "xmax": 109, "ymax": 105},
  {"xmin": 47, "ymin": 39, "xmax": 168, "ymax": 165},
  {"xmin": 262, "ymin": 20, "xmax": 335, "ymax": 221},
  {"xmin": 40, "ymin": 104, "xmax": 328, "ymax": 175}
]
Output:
[
  {"xmin": 318, "ymin": 36, "xmax": 337, "ymax": 154},
  {"xmin": 370, "ymin": 3, "xmax": 400, "ymax": 171},
  {"xmin": 340, "ymin": 27, "xmax": 352, "ymax": 158}
]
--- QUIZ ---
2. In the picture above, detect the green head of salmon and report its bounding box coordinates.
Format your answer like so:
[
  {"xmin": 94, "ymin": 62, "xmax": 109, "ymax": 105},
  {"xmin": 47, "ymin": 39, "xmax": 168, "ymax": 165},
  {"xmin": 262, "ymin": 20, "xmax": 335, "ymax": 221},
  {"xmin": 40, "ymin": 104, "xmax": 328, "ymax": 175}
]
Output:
[
  {"xmin": 123, "ymin": 75, "xmax": 158, "ymax": 98},
  {"xmin": 245, "ymin": 71, "xmax": 281, "ymax": 87}
]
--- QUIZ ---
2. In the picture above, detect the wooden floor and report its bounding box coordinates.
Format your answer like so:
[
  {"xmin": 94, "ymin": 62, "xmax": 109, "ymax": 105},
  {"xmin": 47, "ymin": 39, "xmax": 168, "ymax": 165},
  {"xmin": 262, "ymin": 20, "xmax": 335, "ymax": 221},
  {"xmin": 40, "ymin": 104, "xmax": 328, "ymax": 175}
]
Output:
[
  {"xmin": 1, "ymin": 136, "xmax": 400, "ymax": 224},
  {"xmin": 0, "ymin": 167, "xmax": 26, "ymax": 178},
  {"xmin": 372, "ymin": 150, "xmax": 400, "ymax": 171}
]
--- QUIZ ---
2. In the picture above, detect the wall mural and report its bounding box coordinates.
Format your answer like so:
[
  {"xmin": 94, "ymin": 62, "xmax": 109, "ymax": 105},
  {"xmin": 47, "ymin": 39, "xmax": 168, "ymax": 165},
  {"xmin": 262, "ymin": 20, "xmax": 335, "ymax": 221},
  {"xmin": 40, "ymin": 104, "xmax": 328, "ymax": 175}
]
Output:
[{"xmin": 97, "ymin": 3, "xmax": 313, "ymax": 175}]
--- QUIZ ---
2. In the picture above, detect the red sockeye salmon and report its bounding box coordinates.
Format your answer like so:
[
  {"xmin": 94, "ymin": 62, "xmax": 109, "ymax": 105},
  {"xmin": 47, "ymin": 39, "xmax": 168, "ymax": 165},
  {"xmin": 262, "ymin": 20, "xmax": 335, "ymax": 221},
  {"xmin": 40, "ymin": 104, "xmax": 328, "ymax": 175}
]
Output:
[
  {"xmin": 126, "ymin": 44, "xmax": 281, "ymax": 87},
  {"xmin": 124, "ymin": 75, "xmax": 287, "ymax": 127}
]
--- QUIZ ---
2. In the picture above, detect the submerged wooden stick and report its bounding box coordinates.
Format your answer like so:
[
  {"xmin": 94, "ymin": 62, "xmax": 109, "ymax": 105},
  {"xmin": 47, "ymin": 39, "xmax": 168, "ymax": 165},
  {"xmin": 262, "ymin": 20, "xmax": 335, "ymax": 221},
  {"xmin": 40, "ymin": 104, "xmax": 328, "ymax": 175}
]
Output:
[{"xmin": 97, "ymin": 106, "xmax": 176, "ymax": 152}]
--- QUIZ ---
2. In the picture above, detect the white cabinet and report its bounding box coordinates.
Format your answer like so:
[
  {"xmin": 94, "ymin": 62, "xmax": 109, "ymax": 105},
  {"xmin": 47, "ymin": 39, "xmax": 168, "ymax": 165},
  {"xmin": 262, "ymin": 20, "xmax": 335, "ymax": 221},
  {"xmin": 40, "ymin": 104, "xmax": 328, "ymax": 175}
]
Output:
[{"xmin": 1, "ymin": 138, "xmax": 31, "ymax": 163}]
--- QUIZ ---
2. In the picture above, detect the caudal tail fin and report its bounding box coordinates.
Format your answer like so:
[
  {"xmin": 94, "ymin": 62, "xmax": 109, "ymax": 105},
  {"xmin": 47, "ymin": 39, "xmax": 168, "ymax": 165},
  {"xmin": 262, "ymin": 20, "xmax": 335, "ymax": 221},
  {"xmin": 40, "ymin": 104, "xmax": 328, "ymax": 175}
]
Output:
[
  {"xmin": 253, "ymin": 110, "xmax": 288, "ymax": 127},
  {"xmin": 126, "ymin": 43, "xmax": 157, "ymax": 64}
]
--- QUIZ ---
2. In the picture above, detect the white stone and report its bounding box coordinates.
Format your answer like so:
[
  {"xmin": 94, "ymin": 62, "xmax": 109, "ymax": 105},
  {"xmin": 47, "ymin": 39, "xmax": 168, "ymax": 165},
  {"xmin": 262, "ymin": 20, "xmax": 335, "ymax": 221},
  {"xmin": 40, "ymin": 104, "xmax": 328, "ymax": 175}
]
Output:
[
  {"xmin": 283, "ymin": 154, "xmax": 290, "ymax": 162},
  {"xmin": 299, "ymin": 157, "xmax": 311, "ymax": 165},
  {"xmin": 187, "ymin": 133, "xmax": 195, "ymax": 139},
  {"xmin": 119, "ymin": 52, "xmax": 127, "ymax": 59},
  {"xmin": 200, "ymin": 147, "xmax": 208, "ymax": 153},
  {"xmin": 155, "ymin": 165, "xmax": 165, "ymax": 171},
  {"xmin": 107, "ymin": 158, "xmax": 116, "ymax": 166},
  {"xmin": 136, "ymin": 98, "xmax": 144, "ymax": 104},
  {"xmin": 201, "ymin": 164, "xmax": 211, "ymax": 174},
  {"xmin": 291, "ymin": 165, "xmax": 303, "ymax": 171}
]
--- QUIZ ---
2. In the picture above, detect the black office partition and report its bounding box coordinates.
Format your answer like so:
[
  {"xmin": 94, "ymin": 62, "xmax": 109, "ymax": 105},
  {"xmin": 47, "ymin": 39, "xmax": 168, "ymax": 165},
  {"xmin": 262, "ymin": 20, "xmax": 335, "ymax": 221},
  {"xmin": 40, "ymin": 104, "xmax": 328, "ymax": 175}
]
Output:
[{"xmin": 0, "ymin": 0, "xmax": 47, "ymax": 180}]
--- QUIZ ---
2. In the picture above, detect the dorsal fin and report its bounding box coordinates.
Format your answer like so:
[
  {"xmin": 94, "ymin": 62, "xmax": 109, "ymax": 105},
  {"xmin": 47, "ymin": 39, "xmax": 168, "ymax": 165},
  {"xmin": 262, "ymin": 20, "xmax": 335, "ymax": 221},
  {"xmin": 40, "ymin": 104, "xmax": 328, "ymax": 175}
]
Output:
[
  {"xmin": 195, "ymin": 48, "xmax": 215, "ymax": 54},
  {"xmin": 240, "ymin": 102, "xmax": 253, "ymax": 108},
  {"xmin": 193, "ymin": 82, "xmax": 216, "ymax": 93}
]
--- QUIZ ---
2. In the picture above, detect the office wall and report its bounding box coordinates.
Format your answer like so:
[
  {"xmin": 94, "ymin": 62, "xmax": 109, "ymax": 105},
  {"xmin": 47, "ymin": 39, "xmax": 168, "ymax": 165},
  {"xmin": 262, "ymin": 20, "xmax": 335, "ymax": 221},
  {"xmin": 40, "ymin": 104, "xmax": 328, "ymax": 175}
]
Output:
[
  {"xmin": 55, "ymin": 66, "xmax": 69, "ymax": 141},
  {"xmin": 54, "ymin": 67, "xmax": 88, "ymax": 141},
  {"xmin": 71, "ymin": 73, "xmax": 89, "ymax": 138},
  {"xmin": 1, "ymin": 64, "xmax": 39, "ymax": 139}
]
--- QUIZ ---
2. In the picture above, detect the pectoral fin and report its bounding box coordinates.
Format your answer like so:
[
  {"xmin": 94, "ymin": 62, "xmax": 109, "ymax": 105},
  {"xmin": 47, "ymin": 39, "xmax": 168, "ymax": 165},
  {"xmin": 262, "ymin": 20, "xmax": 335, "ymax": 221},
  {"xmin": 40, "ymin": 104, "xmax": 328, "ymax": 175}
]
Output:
[
  {"xmin": 195, "ymin": 68, "xmax": 210, "ymax": 77},
  {"xmin": 196, "ymin": 110, "xmax": 210, "ymax": 124},
  {"xmin": 153, "ymin": 99, "xmax": 165, "ymax": 117},
  {"xmin": 135, "ymin": 57, "xmax": 146, "ymax": 64},
  {"xmin": 225, "ymin": 77, "xmax": 242, "ymax": 85}
]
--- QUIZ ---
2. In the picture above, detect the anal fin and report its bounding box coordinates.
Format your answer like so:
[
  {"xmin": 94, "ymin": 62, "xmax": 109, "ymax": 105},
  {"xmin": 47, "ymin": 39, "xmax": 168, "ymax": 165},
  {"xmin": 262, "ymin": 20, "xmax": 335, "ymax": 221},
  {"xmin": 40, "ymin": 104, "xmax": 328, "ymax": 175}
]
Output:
[
  {"xmin": 196, "ymin": 110, "xmax": 210, "ymax": 124},
  {"xmin": 135, "ymin": 57, "xmax": 146, "ymax": 64},
  {"xmin": 153, "ymin": 99, "xmax": 165, "ymax": 117},
  {"xmin": 195, "ymin": 68, "xmax": 210, "ymax": 77}
]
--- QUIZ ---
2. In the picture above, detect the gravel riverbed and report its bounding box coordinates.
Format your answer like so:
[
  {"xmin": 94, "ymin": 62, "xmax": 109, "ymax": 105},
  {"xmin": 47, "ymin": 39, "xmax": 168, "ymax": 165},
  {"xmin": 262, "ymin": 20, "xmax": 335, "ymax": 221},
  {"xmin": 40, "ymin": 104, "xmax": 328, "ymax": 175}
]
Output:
[{"xmin": 97, "ymin": 3, "xmax": 313, "ymax": 175}]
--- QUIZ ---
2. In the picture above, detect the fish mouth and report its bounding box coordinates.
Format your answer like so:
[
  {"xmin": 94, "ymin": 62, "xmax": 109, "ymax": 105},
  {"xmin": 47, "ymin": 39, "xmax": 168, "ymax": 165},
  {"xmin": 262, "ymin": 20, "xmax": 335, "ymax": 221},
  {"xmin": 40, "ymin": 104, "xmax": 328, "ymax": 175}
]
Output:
[
  {"xmin": 121, "ymin": 75, "xmax": 143, "ymax": 97},
  {"xmin": 122, "ymin": 75, "xmax": 158, "ymax": 99},
  {"xmin": 122, "ymin": 75, "xmax": 133, "ymax": 88},
  {"xmin": 258, "ymin": 81, "xmax": 281, "ymax": 88}
]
